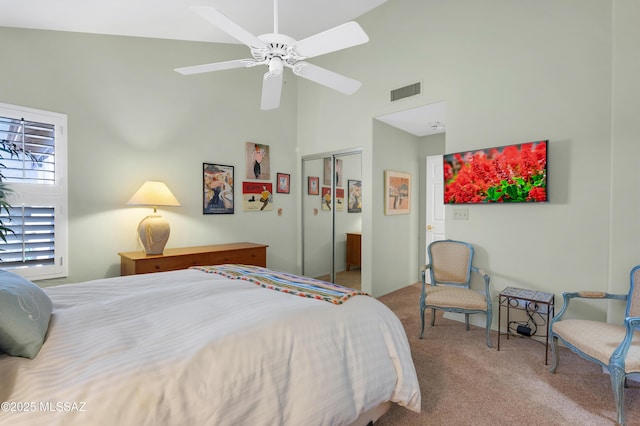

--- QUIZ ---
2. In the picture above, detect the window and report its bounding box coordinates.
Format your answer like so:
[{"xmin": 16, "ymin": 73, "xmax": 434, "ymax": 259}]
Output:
[{"xmin": 0, "ymin": 103, "xmax": 67, "ymax": 280}]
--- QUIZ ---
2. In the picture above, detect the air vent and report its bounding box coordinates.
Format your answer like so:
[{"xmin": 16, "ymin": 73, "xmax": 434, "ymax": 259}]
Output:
[{"xmin": 390, "ymin": 82, "xmax": 421, "ymax": 102}]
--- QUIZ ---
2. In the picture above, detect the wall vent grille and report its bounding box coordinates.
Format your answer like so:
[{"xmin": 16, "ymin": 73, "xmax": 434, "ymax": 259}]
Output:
[{"xmin": 390, "ymin": 82, "xmax": 421, "ymax": 102}]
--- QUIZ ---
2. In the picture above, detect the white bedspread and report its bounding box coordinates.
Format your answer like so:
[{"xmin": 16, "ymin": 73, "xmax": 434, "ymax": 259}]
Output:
[{"xmin": 0, "ymin": 268, "xmax": 420, "ymax": 426}]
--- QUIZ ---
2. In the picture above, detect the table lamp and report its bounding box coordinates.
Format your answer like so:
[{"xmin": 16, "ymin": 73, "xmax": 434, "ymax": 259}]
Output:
[{"xmin": 127, "ymin": 181, "xmax": 181, "ymax": 255}]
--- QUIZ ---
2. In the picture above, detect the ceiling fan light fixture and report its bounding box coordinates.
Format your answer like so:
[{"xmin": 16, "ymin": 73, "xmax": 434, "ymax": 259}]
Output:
[{"xmin": 268, "ymin": 57, "xmax": 284, "ymax": 76}]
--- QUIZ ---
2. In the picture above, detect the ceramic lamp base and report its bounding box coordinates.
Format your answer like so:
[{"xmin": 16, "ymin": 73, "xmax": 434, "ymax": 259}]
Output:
[{"xmin": 138, "ymin": 214, "xmax": 170, "ymax": 255}]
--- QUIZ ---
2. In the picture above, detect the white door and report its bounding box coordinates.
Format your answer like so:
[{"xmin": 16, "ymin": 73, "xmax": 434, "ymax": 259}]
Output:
[{"xmin": 426, "ymin": 155, "xmax": 445, "ymax": 263}]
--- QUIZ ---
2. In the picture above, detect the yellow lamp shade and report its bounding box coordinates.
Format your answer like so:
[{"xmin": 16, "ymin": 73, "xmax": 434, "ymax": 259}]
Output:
[
  {"xmin": 127, "ymin": 181, "xmax": 181, "ymax": 210},
  {"xmin": 127, "ymin": 181, "xmax": 180, "ymax": 255}
]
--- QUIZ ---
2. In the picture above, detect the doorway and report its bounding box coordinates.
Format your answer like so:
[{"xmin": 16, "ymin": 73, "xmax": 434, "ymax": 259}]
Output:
[
  {"xmin": 426, "ymin": 155, "xmax": 445, "ymax": 259},
  {"xmin": 376, "ymin": 100, "xmax": 447, "ymax": 278}
]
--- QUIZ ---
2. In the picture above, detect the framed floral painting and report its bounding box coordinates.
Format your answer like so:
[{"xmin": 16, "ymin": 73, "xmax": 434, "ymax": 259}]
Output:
[{"xmin": 443, "ymin": 140, "xmax": 547, "ymax": 204}]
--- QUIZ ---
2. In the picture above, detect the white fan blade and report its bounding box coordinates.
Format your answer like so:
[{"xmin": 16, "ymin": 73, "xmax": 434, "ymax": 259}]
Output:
[
  {"xmin": 293, "ymin": 21, "xmax": 369, "ymax": 59},
  {"xmin": 192, "ymin": 6, "xmax": 267, "ymax": 48},
  {"xmin": 175, "ymin": 59, "xmax": 253, "ymax": 75},
  {"xmin": 261, "ymin": 72, "xmax": 283, "ymax": 110},
  {"xmin": 293, "ymin": 62, "xmax": 362, "ymax": 95}
]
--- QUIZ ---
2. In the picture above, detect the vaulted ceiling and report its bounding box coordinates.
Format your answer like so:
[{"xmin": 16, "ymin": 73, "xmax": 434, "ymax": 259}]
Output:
[
  {"xmin": 0, "ymin": 0, "xmax": 387, "ymax": 43},
  {"xmin": 2, "ymin": 0, "xmax": 445, "ymax": 136}
]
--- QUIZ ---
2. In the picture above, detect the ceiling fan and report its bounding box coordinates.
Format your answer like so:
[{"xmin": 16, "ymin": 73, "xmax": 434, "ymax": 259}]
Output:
[{"xmin": 174, "ymin": 0, "xmax": 369, "ymax": 110}]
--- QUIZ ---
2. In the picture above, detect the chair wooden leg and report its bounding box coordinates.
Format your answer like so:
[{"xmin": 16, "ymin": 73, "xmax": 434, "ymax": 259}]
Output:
[
  {"xmin": 549, "ymin": 336, "xmax": 559, "ymax": 373},
  {"xmin": 430, "ymin": 308, "xmax": 436, "ymax": 326},
  {"xmin": 464, "ymin": 313, "xmax": 470, "ymax": 331},
  {"xmin": 485, "ymin": 311, "xmax": 493, "ymax": 348},
  {"xmin": 419, "ymin": 304, "xmax": 426, "ymax": 339},
  {"xmin": 610, "ymin": 367, "xmax": 626, "ymax": 425}
]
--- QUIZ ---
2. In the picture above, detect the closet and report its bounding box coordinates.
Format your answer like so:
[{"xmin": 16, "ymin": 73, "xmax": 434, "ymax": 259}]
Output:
[{"xmin": 301, "ymin": 149, "xmax": 362, "ymax": 288}]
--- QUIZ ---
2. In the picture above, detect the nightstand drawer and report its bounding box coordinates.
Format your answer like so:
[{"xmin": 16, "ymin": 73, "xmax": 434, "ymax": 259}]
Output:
[
  {"xmin": 119, "ymin": 243, "xmax": 268, "ymax": 276},
  {"xmin": 208, "ymin": 248, "xmax": 266, "ymax": 266}
]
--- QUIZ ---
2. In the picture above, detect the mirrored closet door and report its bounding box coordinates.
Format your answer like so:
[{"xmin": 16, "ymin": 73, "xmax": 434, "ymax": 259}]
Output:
[{"xmin": 302, "ymin": 149, "xmax": 362, "ymax": 290}]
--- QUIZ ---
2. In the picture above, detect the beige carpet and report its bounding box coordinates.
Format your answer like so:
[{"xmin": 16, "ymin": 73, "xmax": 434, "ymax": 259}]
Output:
[
  {"xmin": 375, "ymin": 283, "xmax": 640, "ymax": 426},
  {"xmin": 316, "ymin": 270, "xmax": 361, "ymax": 290}
]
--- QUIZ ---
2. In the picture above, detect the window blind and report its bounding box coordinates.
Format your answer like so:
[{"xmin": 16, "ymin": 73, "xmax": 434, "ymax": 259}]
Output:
[
  {"xmin": 0, "ymin": 206, "xmax": 55, "ymax": 268},
  {"xmin": 0, "ymin": 103, "xmax": 66, "ymax": 279},
  {"xmin": 0, "ymin": 116, "xmax": 55, "ymax": 184}
]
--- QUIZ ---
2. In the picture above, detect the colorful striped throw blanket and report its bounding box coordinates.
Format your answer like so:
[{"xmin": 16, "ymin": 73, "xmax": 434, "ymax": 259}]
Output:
[{"xmin": 191, "ymin": 264, "xmax": 368, "ymax": 305}]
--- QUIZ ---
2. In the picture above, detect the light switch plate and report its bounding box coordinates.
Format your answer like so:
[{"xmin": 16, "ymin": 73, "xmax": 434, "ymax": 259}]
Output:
[{"xmin": 453, "ymin": 208, "xmax": 469, "ymax": 220}]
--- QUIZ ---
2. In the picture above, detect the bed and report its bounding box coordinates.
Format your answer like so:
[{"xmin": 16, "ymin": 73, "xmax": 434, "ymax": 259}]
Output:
[{"xmin": 0, "ymin": 265, "xmax": 421, "ymax": 425}]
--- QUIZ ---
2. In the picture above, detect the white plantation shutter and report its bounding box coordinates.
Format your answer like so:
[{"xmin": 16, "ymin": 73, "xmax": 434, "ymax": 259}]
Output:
[
  {"xmin": 0, "ymin": 206, "xmax": 56, "ymax": 268},
  {"xmin": 0, "ymin": 103, "xmax": 67, "ymax": 280},
  {"xmin": 0, "ymin": 117, "xmax": 56, "ymax": 184}
]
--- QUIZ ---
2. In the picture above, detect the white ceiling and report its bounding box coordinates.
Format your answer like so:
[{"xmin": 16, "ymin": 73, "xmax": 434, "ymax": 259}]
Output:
[
  {"xmin": 1, "ymin": 0, "xmax": 445, "ymax": 136},
  {"xmin": 376, "ymin": 101, "xmax": 446, "ymax": 137},
  {"xmin": 0, "ymin": 0, "xmax": 387, "ymax": 44}
]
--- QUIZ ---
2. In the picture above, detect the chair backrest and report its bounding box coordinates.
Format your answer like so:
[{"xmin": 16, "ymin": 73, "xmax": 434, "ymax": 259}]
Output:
[
  {"xmin": 427, "ymin": 239, "xmax": 473, "ymax": 287},
  {"xmin": 626, "ymin": 265, "xmax": 640, "ymax": 317}
]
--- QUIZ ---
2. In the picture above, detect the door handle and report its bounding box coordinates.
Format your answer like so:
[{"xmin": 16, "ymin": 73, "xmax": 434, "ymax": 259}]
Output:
[{"xmin": 427, "ymin": 225, "xmax": 433, "ymax": 230}]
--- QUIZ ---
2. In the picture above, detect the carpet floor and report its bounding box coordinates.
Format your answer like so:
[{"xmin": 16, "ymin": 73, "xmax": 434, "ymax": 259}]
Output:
[
  {"xmin": 316, "ymin": 270, "xmax": 361, "ymax": 290},
  {"xmin": 375, "ymin": 283, "xmax": 640, "ymax": 425}
]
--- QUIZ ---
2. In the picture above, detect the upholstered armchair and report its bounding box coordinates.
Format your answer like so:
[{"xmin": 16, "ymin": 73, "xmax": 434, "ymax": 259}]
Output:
[
  {"xmin": 419, "ymin": 239, "xmax": 493, "ymax": 348},
  {"xmin": 549, "ymin": 265, "xmax": 640, "ymax": 426}
]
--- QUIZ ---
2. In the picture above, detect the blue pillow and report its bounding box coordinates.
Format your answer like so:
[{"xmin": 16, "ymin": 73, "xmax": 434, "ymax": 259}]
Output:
[{"xmin": 0, "ymin": 269, "xmax": 53, "ymax": 358}]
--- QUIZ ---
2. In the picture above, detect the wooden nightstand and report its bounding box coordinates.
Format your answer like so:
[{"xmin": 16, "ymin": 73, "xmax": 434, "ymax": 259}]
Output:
[{"xmin": 118, "ymin": 242, "xmax": 268, "ymax": 276}]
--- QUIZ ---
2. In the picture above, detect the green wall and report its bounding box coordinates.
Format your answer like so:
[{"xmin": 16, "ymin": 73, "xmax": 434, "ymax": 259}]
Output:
[
  {"xmin": 0, "ymin": 27, "xmax": 299, "ymax": 285},
  {"xmin": 296, "ymin": 0, "xmax": 640, "ymax": 325}
]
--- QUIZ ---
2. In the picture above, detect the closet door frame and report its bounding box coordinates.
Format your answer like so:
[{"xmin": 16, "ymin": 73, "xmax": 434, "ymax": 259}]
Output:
[{"xmin": 301, "ymin": 148, "xmax": 362, "ymax": 281}]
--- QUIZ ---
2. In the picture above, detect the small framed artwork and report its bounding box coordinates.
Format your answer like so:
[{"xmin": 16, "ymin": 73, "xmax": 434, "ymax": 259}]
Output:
[
  {"xmin": 321, "ymin": 187, "xmax": 332, "ymax": 211},
  {"xmin": 277, "ymin": 173, "xmax": 290, "ymax": 194},
  {"xmin": 348, "ymin": 180, "xmax": 362, "ymax": 213},
  {"xmin": 242, "ymin": 181, "xmax": 273, "ymax": 211},
  {"xmin": 246, "ymin": 142, "xmax": 270, "ymax": 180},
  {"xmin": 308, "ymin": 176, "xmax": 319, "ymax": 195},
  {"xmin": 384, "ymin": 170, "xmax": 411, "ymax": 215},
  {"xmin": 323, "ymin": 157, "xmax": 343, "ymax": 187},
  {"xmin": 203, "ymin": 163, "xmax": 234, "ymax": 214},
  {"xmin": 335, "ymin": 188, "xmax": 345, "ymax": 211}
]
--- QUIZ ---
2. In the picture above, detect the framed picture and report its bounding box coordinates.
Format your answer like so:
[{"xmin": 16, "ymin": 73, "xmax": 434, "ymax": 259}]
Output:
[
  {"xmin": 335, "ymin": 188, "xmax": 345, "ymax": 211},
  {"xmin": 384, "ymin": 170, "xmax": 411, "ymax": 215},
  {"xmin": 203, "ymin": 163, "xmax": 234, "ymax": 214},
  {"xmin": 246, "ymin": 142, "xmax": 270, "ymax": 180},
  {"xmin": 242, "ymin": 181, "xmax": 273, "ymax": 211},
  {"xmin": 276, "ymin": 172, "xmax": 290, "ymax": 194},
  {"xmin": 348, "ymin": 180, "xmax": 362, "ymax": 213},
  {"xmin": 323, "ymin": 157, "xmax": 343, "ymax": 187},
  {"xmin": 444, "ymin": 140, "xmax": 547, "ymax": 204},
  {"xmin": 321, "ymin": 187, "xmax": 332, "ymax": 211},
  {"xmin": 308, "ymin": 176, "xmax": 319, "ymax": 195}
]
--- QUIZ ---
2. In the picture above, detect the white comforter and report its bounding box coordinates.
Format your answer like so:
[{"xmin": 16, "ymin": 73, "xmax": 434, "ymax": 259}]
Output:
[{"xmin": 0, "ymin": 268, "xmax": 420, "ymax": 426}]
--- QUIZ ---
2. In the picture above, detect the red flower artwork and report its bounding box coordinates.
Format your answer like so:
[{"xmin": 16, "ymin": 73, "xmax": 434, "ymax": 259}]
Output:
[{"xmin": 444, "ymin": 141, "xmax": 547, "ymax": 204}]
